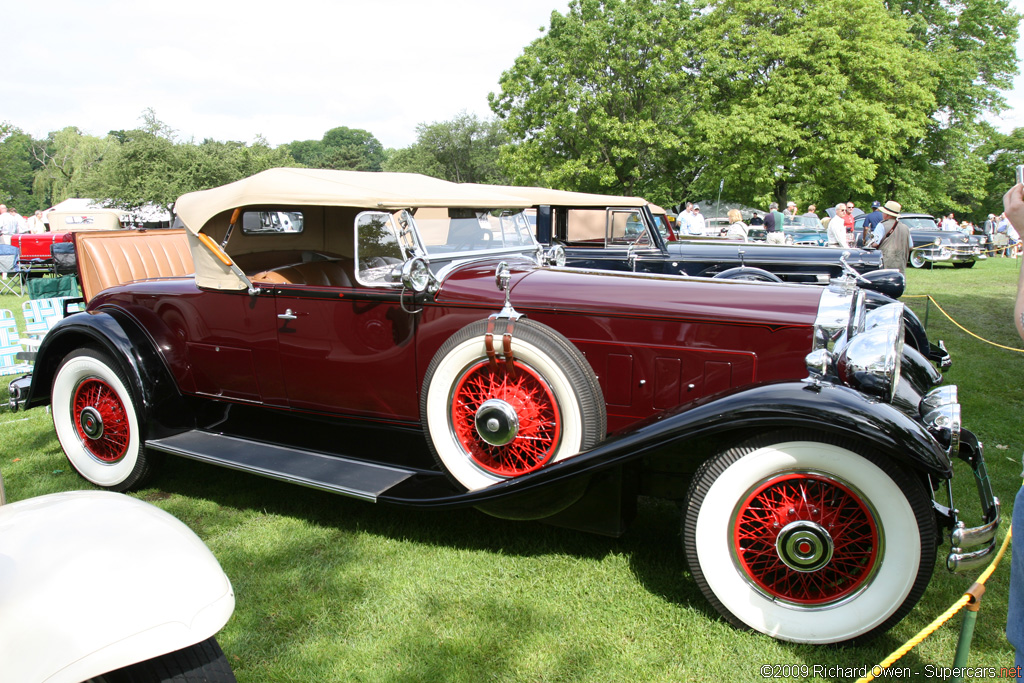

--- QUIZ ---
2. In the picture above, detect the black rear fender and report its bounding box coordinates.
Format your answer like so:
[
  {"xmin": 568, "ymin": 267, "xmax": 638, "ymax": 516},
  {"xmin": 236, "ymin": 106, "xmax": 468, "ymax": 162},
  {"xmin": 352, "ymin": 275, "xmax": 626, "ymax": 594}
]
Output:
[{"xmin": 24, "ymin": 310, "xmax": 191, "ymax": 436}]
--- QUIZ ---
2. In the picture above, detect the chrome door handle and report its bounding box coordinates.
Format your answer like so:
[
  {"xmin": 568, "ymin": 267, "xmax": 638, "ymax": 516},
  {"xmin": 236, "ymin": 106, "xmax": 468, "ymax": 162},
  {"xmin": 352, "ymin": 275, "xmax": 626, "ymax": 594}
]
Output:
[{"xmin": 278, "ymin": 308, "xmax": 298, "ymax": 321}]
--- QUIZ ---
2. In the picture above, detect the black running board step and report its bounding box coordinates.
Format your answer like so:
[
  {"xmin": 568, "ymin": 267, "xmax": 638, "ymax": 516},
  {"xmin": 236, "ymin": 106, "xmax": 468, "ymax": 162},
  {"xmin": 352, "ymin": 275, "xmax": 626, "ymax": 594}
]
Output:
[{"xmin": 147, "ymin": 430, "xmax": 416, "ymax": 502}]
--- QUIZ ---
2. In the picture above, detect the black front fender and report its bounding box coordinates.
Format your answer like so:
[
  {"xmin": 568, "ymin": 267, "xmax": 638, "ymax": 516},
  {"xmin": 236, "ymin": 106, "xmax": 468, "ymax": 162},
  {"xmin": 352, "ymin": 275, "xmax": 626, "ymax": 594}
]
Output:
[{"xmin": 381, "ymin": 381, "xmax": 953, "ymax": 509}]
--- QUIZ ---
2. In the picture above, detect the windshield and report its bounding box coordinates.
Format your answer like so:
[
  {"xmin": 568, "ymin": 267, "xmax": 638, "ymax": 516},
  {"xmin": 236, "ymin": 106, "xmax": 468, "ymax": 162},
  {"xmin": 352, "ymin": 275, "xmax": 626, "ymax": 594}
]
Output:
[
  {"xmin": 903, "ymin": 217, "xmax": 940, "ymax": 230},
  {"xmin": 783, "ymin": 215, "xmax": 824, "ymax": 230},
  {"xmin": 415, "ymin": 209, "xmax": 537, "ymax": 255}
]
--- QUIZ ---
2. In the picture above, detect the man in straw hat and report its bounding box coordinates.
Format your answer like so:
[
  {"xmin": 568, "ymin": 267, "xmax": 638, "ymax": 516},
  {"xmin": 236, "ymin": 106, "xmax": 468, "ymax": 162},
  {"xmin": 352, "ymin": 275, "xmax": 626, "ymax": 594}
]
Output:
[{"xmin": 866, "ymin": 200, "xmax": 911, "ymax": 273}]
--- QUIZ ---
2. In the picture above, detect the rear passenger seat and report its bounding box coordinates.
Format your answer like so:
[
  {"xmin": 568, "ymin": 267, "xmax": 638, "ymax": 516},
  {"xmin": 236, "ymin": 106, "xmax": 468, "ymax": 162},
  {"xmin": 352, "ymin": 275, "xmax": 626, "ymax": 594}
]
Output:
[{"xmin": 250, "ymin": 260, "xmax": 353, "ymax": 287}]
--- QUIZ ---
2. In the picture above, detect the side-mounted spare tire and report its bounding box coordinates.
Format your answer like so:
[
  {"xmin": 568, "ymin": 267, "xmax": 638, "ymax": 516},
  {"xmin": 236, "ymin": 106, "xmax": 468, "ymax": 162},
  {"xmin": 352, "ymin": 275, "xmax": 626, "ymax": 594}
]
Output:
[{"xmin": 421, "ymin": 318, "xmax": 606, "ymax": 491}]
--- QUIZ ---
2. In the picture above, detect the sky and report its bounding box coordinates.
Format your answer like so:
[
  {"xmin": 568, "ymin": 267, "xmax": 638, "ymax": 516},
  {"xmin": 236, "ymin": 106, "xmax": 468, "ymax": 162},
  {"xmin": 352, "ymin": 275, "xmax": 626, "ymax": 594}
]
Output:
[
  {"xmin": 4, "ymin": 0, "xmax": 1023, "ymax": 150},
  {"xmin": 5, "ymin": 0, "xmax": 570, "ymax": 149}
]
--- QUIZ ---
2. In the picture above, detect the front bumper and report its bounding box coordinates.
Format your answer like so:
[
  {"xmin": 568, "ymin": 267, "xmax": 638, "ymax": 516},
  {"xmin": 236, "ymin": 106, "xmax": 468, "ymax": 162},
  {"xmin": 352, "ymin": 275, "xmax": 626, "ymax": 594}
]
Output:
[
  {"xmin": 919, "ymin": 246, "xmax": 978, "ymax": 264},
  {"xmin": 942, "ymin": 430, "xmax": 1001, "ymax": 572}
]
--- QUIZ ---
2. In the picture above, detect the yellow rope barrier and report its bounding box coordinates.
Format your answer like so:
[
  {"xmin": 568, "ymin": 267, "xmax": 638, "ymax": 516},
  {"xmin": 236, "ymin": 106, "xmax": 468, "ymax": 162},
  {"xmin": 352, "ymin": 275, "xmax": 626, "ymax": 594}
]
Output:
[
  {"xmin": 856, "ymin": 526, "xmax": 1013, "ymax": 683},
  {"xmin": 902, "ymin": 294, "xmax": 1024, "ymax": 353}
]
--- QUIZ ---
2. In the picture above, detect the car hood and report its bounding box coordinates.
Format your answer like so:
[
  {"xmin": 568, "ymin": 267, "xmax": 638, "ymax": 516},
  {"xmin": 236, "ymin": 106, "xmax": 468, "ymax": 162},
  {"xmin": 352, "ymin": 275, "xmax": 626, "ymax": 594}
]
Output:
[
  {"xmin": 663, "ymin": 241, "xmax": 881, "ymax": 268},
  {"xmin": 911, "ymin": 230, "xmax": 973, "ymax": 243},
  {"xmin": 435, "ymin": 260, "xmax": 822, "ymax": 328}
]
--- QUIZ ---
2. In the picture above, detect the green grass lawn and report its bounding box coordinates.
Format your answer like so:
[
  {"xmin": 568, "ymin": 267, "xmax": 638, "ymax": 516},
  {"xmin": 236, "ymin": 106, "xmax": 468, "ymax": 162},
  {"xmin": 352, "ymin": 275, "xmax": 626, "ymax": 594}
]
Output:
[{"xmin": 1, "ymin": 258, "xmax": 1022, "ymax": 682}]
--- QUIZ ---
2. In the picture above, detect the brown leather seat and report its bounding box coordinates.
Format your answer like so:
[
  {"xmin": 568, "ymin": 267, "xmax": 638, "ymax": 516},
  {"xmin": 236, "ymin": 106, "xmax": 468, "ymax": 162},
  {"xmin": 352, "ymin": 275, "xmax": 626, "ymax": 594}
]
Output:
[
  {"xmin": 251, "ymin": 260, "xmax": 353, "ymax": 287},
  {"xmin": 76, "ymin": 229, "xmax": 194, "ymax": 302}
]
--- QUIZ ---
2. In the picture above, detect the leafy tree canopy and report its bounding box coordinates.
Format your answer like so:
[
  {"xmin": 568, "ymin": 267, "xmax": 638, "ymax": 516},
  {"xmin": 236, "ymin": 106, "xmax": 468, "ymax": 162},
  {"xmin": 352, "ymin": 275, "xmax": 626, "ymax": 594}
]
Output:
[
  {"xmin": 284, "ymin": 126, "xmax": 385, "ymax": 172},
  {"xmin": 490, "ymin": 0, "xmax": 695, "ymax": 206},
  {"xmin": 490, "ymin": 0, "xmax": 1020, "ymax": 215},
  {"xmin": 383, "ymin": 112, "xmax": 510, "ymax": 184},
  {"xmin": 0, "ymin": 123, "xmax": 41, "ymax": 212}
]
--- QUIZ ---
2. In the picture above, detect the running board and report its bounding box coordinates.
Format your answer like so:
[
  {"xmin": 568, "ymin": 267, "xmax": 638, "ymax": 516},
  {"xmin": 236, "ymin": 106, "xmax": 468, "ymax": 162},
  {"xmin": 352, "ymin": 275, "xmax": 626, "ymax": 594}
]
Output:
[{"xmin": 147, "ymin": 430, "xmax": 417, "ymax": 502}]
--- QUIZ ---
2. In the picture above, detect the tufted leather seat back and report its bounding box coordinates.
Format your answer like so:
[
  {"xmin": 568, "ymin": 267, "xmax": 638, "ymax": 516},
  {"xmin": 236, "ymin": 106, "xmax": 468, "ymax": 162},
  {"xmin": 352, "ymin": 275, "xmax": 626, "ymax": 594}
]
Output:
[{"xmin": 76, "ymin": 229, "xmax": 194, "ymax": 302}]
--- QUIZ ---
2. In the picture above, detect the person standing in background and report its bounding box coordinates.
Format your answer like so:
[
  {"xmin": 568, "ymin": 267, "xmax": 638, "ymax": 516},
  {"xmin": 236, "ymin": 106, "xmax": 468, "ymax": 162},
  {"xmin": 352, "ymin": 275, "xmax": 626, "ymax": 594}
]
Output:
[
  {"xmin": 764, "ymin": 202, "xmax": 786, "ymax": 244},
  {"xmin": 27, "ymin": 210, "xmax": 46, "ymax": 234},
  {"xmin": 867, "ymin": 201, "xmax": 911, "ymax": 273},
  {"xmin": 861, "ymin": 201, "xmax": 884, "ymax": 247},
  {"xmin": 1003, "ymin": 179, "xmax": 1024, "ymax": 667},
  {"xmin": 826, "ymin": 204, "xmax": 848, "ymax": 248},
  {"xmin": 726, "ymin": 208, "xmax": 749, "ymax": 241},
  {"xmin": 844, "ymin": 201, "xmax": 856, "ymax": 243}
]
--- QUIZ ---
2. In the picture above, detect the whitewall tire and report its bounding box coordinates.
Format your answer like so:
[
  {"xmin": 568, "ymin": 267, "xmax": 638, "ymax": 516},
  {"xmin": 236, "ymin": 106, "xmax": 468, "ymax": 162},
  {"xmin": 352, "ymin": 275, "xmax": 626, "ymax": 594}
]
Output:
[
  {"xmin": 683, "ymin": 431, "xmax": 935, "ymax": 644},
  {"xmin": 52, "ymin": 348, "xmax": 154, "ymax": 491}
]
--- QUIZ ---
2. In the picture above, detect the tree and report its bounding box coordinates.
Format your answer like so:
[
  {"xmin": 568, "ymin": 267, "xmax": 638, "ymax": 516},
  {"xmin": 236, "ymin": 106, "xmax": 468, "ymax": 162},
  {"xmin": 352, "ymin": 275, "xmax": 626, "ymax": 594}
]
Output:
[
  {"xmin": 873, "ymin": 0, "xmax": 1020, "ymax": 213},
  {"xmin": 31, "ymin": 127, "xmax": 113, "ymax": 207},
  {"xmin": 0, "ymin": 123, "xmax": 40, "ymax": 211},
  {"xmin": 687, "ymin": 0, "xmax": 938, "ymax": 210},
  {"xmin": 489, "ymin": 0, "xmax": 697, "ymax": 205},
  {"xmin": 284, "ymin": 126, "xmax": 385, "ymax": 172},
  {"xmin": 978, "ymin": 125, "xmax": 1024, "ymax": 220},
  {"xmin": 93, "ymin": 111, "xmax": 299, "ymax": 212},
  {"xmin": 383, "ymin": 112, "xmax": 510, "ymax": 184},
  {"xmin": 489, "ymin": 0, "xmax": 1019, "ymax": 212}
]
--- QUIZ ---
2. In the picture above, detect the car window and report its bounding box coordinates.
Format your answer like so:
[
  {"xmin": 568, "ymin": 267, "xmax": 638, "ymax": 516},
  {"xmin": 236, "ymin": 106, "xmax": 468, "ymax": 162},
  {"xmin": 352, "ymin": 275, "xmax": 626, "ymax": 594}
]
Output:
[
  {"xmin": 607, "ymin": 210, "xmax": 651, "ymax": 247},
  {"xmin": 903, "ymin": 217, "xmax": 939, "ymax": 230},
  {"xmin": 355, "ymin": 211, "xmax": 406, "ymax": 286},
  {"xmin": 241, "ymin": 211, "xmax": 304, "ymax": 234},
  {"xmin": 415, "ymin": 209, "xmax": 535, "ymax": 256}
]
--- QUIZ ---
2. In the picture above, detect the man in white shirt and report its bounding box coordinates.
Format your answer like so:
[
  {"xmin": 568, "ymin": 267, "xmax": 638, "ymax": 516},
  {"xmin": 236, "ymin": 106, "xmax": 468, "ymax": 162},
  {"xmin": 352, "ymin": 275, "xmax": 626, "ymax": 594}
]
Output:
[
  {"xmin": 679, "ymin": 202, "xmax": 702, "ymax": 235},
  {"xmin": 826, "ymin": 204, "xmax": 848, "ymax": 247},
  {"xmin": 0, "ymin": 205, "xmax": 20, "ymax": 237}
]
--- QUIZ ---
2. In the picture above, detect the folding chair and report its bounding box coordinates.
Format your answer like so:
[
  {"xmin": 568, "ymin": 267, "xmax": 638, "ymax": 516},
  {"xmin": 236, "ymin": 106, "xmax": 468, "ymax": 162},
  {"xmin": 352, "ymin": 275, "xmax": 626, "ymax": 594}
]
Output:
[
  {"xmin": 0, "ymin": 309, "xmax": 32, "ymax": 377},
  {"xmin": 21, "ymin": 296, "xmax": 82, "ymax": 358},
  {"xmin": 51, "ymin": 242, "xmax": 77, "ymax": 276},
  {"xmin": 0, "ymin": 245, "xmax": 25, "ymax": 296}
]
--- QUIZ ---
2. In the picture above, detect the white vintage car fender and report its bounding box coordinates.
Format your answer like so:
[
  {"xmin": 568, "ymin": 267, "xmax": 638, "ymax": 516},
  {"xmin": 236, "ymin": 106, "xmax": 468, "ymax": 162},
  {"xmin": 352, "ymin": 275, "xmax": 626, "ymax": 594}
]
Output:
[{"xmin": 0, "ymin": 490, "xmax": 235, "ymax": 683}]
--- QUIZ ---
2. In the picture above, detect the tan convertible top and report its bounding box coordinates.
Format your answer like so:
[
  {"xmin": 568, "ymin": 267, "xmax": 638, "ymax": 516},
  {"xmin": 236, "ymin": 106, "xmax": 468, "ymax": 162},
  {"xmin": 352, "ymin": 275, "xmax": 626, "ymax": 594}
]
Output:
[{"xmin": 174, "ymin": 168, "xmax": 534, "ymax": 234}]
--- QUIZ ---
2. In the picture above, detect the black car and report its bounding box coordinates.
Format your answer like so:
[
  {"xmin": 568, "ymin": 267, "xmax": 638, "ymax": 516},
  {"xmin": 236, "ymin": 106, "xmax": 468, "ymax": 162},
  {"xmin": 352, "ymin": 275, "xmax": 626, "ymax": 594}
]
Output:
[
  {"xmin": 513, "ymin": 187, "xmax": 950, "ymax": 367},
  {"xmin": 855, "ymin": 213, "xmax": 988, "ymax": 268}
]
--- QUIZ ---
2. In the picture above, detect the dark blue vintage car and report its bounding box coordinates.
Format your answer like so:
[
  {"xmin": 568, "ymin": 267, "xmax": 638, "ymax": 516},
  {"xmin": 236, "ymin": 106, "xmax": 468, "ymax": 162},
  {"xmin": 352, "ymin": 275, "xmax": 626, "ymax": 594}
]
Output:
[{"xmin": 510, "ymin": 186, "xmax": 949, "ymax": 367}]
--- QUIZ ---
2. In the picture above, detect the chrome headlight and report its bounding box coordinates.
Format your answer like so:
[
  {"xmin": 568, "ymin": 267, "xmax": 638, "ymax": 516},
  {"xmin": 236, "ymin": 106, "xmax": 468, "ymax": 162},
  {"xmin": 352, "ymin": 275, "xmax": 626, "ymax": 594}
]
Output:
[
  {"xmin": 864, "ymin": 301, "xmax": 903, "ymax": 331},
  {"xmin": 835, "ymin": 313, "xmax": 904, "ymax": 402},
  {"xmin": 920, "ymin": 386, "xmax": 961, "ymax": 454}
]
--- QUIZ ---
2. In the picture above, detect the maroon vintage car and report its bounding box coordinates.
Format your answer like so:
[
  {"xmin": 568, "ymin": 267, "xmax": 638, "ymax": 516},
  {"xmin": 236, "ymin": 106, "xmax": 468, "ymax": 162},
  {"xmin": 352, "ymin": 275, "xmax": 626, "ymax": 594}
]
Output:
[{"xmin": 9, "ymin": 168, "xmax": 998, "ymax": 645}]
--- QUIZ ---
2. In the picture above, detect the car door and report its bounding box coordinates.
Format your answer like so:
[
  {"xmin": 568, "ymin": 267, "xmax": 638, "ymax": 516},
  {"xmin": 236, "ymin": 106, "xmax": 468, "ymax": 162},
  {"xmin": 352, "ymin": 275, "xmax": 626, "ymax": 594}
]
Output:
[
  {"xmin": 561, "ymin": 207, "xmax": 665, "ymax": 272},
  {"xmin": 273, "ymin": 211, "xmax": 420, "ymax": 422}
]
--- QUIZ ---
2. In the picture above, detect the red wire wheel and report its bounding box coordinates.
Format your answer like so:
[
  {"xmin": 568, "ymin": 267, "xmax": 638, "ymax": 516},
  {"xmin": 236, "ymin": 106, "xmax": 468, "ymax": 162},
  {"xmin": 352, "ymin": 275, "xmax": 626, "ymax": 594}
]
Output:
[
  {"xmin": 72, "ymin": 377, "xmax": 132, "ymax": 463},
  {"xmin": 450, "ymin": 358, "xmax": 561, "ymax": 477},
  {"xmin": 732, "ymin": 472, "xmax": 880, "ymax": 605}
]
